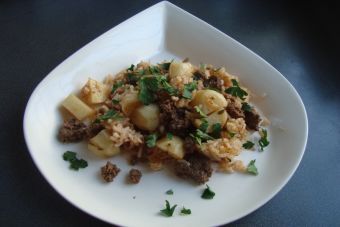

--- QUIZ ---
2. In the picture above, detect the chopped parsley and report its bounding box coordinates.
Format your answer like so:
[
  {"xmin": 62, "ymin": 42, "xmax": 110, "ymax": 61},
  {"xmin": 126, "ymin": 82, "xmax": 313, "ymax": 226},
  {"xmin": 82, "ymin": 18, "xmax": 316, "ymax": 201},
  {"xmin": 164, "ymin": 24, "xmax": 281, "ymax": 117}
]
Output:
[
  {"xmin": 149, "ymin": 65, "xmax": 161, "ymax": 75},
  {"xmin": 159, "ymin": 62, "xmax": 172, "ymax": 71},
  {"xmin": 63, "ymin": 151, "xmax": 88, "ymax": 170},
  {"xmin": 158, "ymin": 76, "xmax": 178, "ymax": 96},
  {"xmin": 146, "ymin": 134, "xmax": 157, "ymax": 148},
  {"xmin": 228, "ymin": 131, "xmax": 236, "ymax": 138},
  {"xmin": 199, "ymin": 119, "xmax": 209, "ymax": 132},
  {"xmin": 166, "ymin": 133, "xmax": 173, "ymax": 140},
  {"xmin": 111, "ymin": 81, "xmax": 124, "ymax": 93},
  {"xmin": 127, "ymin": 64, "xmax": 135, "ymax": 71},
  {"xmin": 201, "ymin": 185, "xmax": 215, "ymax": 199},
  {"xmin": 243, "ymin": 141, "xmax": 255, "ymax": 149},
  {"xmin": 160, "ymin": 200, "xmax": 177, "ymax": 217},
  {"xmin": 180, "ymin": 207, "xmax": 191, "ymax": 215},
  {"xmin": 190, "ymin": 129, "xmax": 214, "ymax": 145},
  {"xmin": 127, "ymin": 73, "xmax": 139, "ymax": 85},
  {"xmin": 182, "ymin": 82, "xmax": 197, "ymax": 99},
  {"xmin": 246, "ymin": 159, "xmax": 258, "ymax": 175},
  {"xmin": 194, "ymin": 106, "xmax": 207, "ymax": 118},
  {"xmin": 241, "ymin": 102, "xmax": 253, "ymax": 112},
  {"xmin": 166, "ymin": 189, "xmax": 174, "ymax": 195},
  {"xmin": 211, "ymin": 123, "xmax": 222, "ymax": 138},
  {"xmin": 258, "ymin": 128, "xmax": 270, "ymax": 151},
  {"xmin": 225, "ymin": 79, "xmax": 248, "ymax": 100},
  {"xmin": 96, "ymin": 109, "xmax": 123, "ymax": 122},
  {"xmin": 112, "ymin": 99, "xmax": 120, "ymax": 104}
]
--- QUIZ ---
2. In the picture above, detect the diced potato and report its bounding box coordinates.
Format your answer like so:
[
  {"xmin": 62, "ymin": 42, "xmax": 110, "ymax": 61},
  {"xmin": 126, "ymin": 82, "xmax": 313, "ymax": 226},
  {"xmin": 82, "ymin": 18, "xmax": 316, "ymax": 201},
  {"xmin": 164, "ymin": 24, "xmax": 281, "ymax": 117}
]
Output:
[
  {"xmin": 61, "ymin": 94, "xmax": 94, "ymax": 120},
  {"xmin": 130, "ymin": 104, "xmax": 159, "ymax": 131},
  {"xmin": 193, "ymin": 109, "xmax": 228, "ymax": 133},
  {"xmin": 169, "ymin": 61, "xmax": 193, "ymax": 79},
  {"xmin": 81, "ymin": 78, "xmax": 110, "ymax": 104},
  {"xmin": 156, "ymin": 136, "xmax": 184, "ymax": 159},
  {"xmin": 88, "ymin": 129, "xmax": 120, "ymax": 157},
  {"xmin": 120, "ymin": 92, "xmax": 141, "ymax": 116},
  {"xmin": 190, "ymin": 90, "xmax": 228, "ymax": 114}
]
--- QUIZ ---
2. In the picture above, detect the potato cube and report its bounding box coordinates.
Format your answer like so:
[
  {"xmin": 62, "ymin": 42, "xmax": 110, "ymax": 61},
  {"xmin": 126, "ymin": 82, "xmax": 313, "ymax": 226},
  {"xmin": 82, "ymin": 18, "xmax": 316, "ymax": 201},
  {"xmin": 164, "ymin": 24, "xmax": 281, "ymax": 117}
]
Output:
[
  {"xmin": 88, "ymin": 129, "xmax": 120, "ymax": 157},
  {"xmin": 156, "ymin": 136, "xmax": 184, "ymax": 159},
  {"xmin": 61, "ymin": 94, "xmax": 94, "ymax": 120},
  {"xmin": 81, "ymin": 78, "xmax": 110, "ymax": 104}
]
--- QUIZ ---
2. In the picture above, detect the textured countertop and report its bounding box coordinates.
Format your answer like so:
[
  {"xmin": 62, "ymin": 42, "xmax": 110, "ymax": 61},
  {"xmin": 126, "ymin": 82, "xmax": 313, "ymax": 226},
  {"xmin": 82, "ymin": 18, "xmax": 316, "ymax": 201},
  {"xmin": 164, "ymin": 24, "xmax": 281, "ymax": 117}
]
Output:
[{"xmin": 1, "ymin": 0, "xmax": 339, "ymax": 226}]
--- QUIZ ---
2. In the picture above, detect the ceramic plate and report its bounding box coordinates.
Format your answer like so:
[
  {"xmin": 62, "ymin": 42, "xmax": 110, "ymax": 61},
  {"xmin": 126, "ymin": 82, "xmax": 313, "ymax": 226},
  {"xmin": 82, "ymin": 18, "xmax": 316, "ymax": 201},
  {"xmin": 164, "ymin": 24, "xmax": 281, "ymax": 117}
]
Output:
[{"xmin": 23, "ymin": 1, "xmax": 308, "ymax": 226}]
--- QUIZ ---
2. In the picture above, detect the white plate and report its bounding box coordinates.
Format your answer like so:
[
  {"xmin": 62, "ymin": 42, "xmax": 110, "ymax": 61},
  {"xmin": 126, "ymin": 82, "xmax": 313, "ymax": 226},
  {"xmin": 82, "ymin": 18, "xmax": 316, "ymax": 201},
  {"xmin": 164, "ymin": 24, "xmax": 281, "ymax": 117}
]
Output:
[{"xmin": 23, "ymin": 1, "xmax": 308, "ymax": 226}]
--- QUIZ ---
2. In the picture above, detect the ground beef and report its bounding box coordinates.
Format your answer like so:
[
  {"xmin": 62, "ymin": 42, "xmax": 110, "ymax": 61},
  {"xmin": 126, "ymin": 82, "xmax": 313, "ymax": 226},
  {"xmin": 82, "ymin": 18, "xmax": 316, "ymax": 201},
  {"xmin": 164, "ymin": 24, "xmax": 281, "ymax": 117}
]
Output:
[
  {"xmin": 101, "ymin": 161, "xmax": 120, "ymax": 182},
  {"xmin": 183, "ymin": 137, "xmax": 199, "ymax": 154},
  {"xmin": 203, "ymin": 75, "xmax": 222, "ymax": 90},
  {"xmin": 159, "ymin": 99, "xmax": 192, "ymax": 137},
  {"xmin": 193, "ymin": 71, "xmax": 204, "ymax": 81},
  {"xmin": 128, "ymin": 168, "xmax": 142, "ymax": 184},
  {"xmin": 244, "ymin": 110, "xmax": 261, "ymax": 131},
  {"xmin": 58, "ymin": 119, "xmax": 104, "ymax": 143},
  {"xmin": 173, "ymin": 154, "xmax": 213, "ymax": 184},
  {"xmin": 226, "ymin": 100, "xmax": 245, "ymax": 119}
]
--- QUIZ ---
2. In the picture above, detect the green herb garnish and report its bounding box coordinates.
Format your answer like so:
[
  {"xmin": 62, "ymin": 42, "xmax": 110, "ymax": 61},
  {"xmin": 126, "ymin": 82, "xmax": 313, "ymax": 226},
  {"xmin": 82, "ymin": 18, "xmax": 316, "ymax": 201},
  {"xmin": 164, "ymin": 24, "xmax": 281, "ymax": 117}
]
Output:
[
  {"xmin": 241, "ymin": 102, "xmax": 252, "ymax": 112},
  {"xmin": 160, "ymin": 62, "xmax": 172, "ymax": 71},
  {"xmin": 146, "ymin": 134, "xmax": 157, "ymax": 148},
  {"xmin": 225, "ymin": 79, "xmax": 248, "ymax": 100},
  {"xmin": 228, "ymin": 132, "xmax": 236, "ymax": 138},
  {"xmin": 112, "ymin": 99, "xmax": 120, "ymax": 104},
  {"xmin": 246, "ymin": 159, "xmax": 258, "ymax": 175},
  {"xmin": 166, "ymin": 133, "xmax": 173, "ymax": 140},
  {"xmin": 211, "ymin": 123, "xmax": 222, "ymax": 138},
  {"xmin": 127, "ymin": 64, "xmax": 135, "ymax": 71},
  {"xmin": 190, "ymin": 129, "xmax": 214, "ymax": 145},
  {"xmin": 194, "ymin": 106, "xmax": 207, "ymax": 118},
  {"xmin": 243, "ymin": 141, "xmax": 255, "ymax": 149},
  {"xmin": 201, "ymin": 185, "xmax": 215, "ymax": 199},
  {"xmin": 111, "ymin": 81, "xmax": 123, "ymax": 93},
  {"xmin": 96, "ymin": 109, "xmax": 122, "ymax": 121},
  {"xmin": 149, "ymin": 65, "xmax": 161, "ymax": 75},
  {"xmin": 180, "ymin": 207, "xmax": 191, "ymax": 215},
  {"xmin": 199, "ymin": 119, "xmax": 209, "ymax": 132},
  {"xmin": 160, "ymin": 200, "xmax": 177, "ymax": 217},
  {"xmin": 166, "ymin": 189, "xmax": 174, "ymax": 195},
  {"xmin": 127, "ymin": 73, "xmax": 139, "ymax": 85},
  {"xmin": 158, "ymin": 76, "xmax": 178, "ymax": 96},
  {"xmin": 258, "ymin": 128, "xmax": 270, "ymax": 151},
  {"xmin": 63, "ymin": 151, "xmax": 88, "ymax": 170},
  {"xmin": 182, "ymin": 82, "xmax": 197, "ymax": 99}
]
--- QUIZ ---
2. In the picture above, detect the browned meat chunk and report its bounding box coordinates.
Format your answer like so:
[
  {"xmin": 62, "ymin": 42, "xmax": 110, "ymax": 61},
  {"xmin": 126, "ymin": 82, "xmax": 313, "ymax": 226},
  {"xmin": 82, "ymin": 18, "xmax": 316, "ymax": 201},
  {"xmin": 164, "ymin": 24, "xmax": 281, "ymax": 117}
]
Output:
[
  {"xmin": 193, "ymin": 71, "xmax": 204, "ymax": 81},
  {"xmin": 245, "ymin": 110, "xmax": 261, "ymax": 131},
  {"xmin": 101, "ymin": 161, "xmax": 120, "ymax": 182},
  {"xmin": 203, "ymin": 76, "xmax": 222, "ymax": 90},
  {"xmin": 58, "ymin": 118, "xmax": 88, "ymax": 143},
  {"xmin": 159, "ymin": 100, "xmax": 192, "ymax": 137},
  {"xmin": 183, "ymin": 137, "xmax": 199, "ymax": 155},
  {"xmin": 226, "ymin": 100, "xmax": 244, "ymax": 119},
  {"xmin": 58, "ymin": 118, "xmax": 104, "ymax": 143},
  {"xmin": 173, "ymin": 154, "xmax": 213, "ymax": 184},
  {"xmin": 128, "ymin": 168, "xmax": 142, "ymax": 184}
]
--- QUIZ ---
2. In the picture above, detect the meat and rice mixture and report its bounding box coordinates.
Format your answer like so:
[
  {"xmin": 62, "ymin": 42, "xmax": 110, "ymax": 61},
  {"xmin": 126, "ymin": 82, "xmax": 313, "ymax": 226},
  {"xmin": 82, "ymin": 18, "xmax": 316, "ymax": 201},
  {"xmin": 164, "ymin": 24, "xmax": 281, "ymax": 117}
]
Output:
[{"xmin": 58, "ymin": 59, "xmax": 268, "ymax": 184}]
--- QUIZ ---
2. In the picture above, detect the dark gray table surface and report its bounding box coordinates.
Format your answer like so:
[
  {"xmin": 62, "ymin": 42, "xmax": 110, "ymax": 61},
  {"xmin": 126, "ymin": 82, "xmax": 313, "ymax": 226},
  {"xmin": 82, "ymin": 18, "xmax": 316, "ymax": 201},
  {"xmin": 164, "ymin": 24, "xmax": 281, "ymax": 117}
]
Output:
[{"xmin": 1, "ymin": 0, "xmax": 339, "ymax": 226}]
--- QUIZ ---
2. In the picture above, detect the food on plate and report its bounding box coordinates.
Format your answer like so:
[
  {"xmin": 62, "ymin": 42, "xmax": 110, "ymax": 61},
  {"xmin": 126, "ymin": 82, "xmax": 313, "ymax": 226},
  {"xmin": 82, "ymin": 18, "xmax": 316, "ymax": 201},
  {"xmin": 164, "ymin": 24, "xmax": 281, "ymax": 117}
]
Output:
[{"xmin": 58, "ymin": 59, "xmax": 269, "ymax": 184}]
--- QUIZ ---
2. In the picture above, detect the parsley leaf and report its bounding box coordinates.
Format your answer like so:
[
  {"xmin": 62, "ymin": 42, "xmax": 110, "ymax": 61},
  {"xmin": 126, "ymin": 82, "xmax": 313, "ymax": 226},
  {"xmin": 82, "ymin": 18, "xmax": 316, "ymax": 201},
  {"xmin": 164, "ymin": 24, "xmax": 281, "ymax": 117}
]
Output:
[
  {"xmin": 225, "ymin": 79, "xmax": 248, "ymax": 100},
  {"xmin": 194, "ymin": 106, "xmax": 207, "ymax": 118},
  {"xmin": 63, "ymin": 151, "xmax": 88, "ymax": 170},
  {"xmin": 190, "ymin": 129, "xmax": 214, "ymax": 145},
  {"xmin": 111, "ymin": 81, "xmax": 124, "ymax": 93},
  {"xmin": 199, "ymin": 119, "xmax": 209, "ymax": 132},
  {"xmin": 180, "ymin": 207, "xmax": 191, "ymax": 215},
  {"xmin": 127, "ymin": 64, "xmax": 135, "ymax": 71},
  {"xmin": 258, "ymin": 128, "xmax": 270, "ymax": 151},
  {"xmin": 241, "ymin": 102, "xmax": 253, "ymax": 112},
  {"xmin": 182, "ymin": 82, "xmax": 197, "ymax": 99},
  {"xmin": 112, "ymin": 99, "xmax": 120, "ymax": 104},
  {"xmin": 166, "ymin": 189, "xmax": 174, "ymax": 195},
  {"xmin": 201, "ymin": 185, "xmax": 215, "ymax": 199},
  {"xmin": 228, "ymin": 132, "xmax": 236, "ymax": 138},
  {"xmin": 166, "ymin": 133, "xmax": 173, "ymax": 140},
  {"xmin": 158, "ymin": 76, "xmax": 178, "ymax": 96},
  {"xmin": 96, "ymin": 109, "xmax": 123, "ymax": 121},
  {"xmin": 146, "ymin": 134, "xmax": 157, "ymax": 148},
  {"xmin": 211, "ymin": 123, "xmax": 222, "ymax": 138},
  {"xmin": 160, "ymin": 200, "xmax": 177, "ymax": 217},
  {"xmin": 126, "ymin": 73, "xmax": 139, "ymax": 85},
  {"xmin": 243, "ymin": 141, "xmax": 255, "ymax": 149},
  {"xmin": 138, "ymin": 77, "xmax": 157, "ymax": 105},
  {"xmin": 160, "ymin": 62, "xmax": 172, "ymax": 71},
  {"xmin": 149, "ymin": 65, "xmax": 161, "ymax": 75},
  {"xmin": 247, "ymin": 159, "xmax": 258, "ymax": 175}
]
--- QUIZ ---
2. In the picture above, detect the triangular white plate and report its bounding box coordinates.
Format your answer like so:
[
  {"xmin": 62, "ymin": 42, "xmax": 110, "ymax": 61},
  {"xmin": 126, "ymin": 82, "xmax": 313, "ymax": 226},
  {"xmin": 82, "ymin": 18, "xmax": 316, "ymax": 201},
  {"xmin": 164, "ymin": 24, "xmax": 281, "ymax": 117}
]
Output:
[{"xmin": 24, "ymin": 1, "xmax": 308, "ymax": 226}]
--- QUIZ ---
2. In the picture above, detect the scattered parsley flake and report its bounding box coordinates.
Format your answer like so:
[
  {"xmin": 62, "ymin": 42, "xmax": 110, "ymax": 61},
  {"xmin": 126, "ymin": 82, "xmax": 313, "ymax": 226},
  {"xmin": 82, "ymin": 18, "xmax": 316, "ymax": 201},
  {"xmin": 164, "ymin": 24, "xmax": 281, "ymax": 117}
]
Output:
[
  {"xmin": 211, "ymin": 123, "xmax": 222, "ymax": 138},
  {"xmin": 127, "ymin": 73, "xmax": 139, "ymax": 85},
  {"xmin": 258, "ymin": 128, "xmax": 270, "ymax": 151},
  {"xmin": 146, "ymin": 134, "xmax": 157, "ymax": 148},
  {"xmin": 190, "ymin": 129, "xmax": 214, "ymax": 145},
  {"xmin": 166, "ymin": 133, "xmax": 173, "ymax": 140},
  {"xmin": 63, "ymin": 151, "xmax": 88, "ymax": 170},
  {"xmin": 149, "ymin": 65, "xmax": 161, "ymax": 75},
  {"xmin": 166, "ymin": 189, "xmax": 174, "ymax": 195},
  {"xmin": 182, "ymin": 82, "xmax": 197, "ymax": 99},
  {"xmin": 225, "ymin": 79, "xmax": 248, "ymax": 100},
  {"xmin": 228, "ymin": 131, "xmax": 236, "ymax": 138},
  {"xmin": 160, "ymin": 62, "xmax": 172, "ymax": 71},
  {"xmin": 158, "ymin": 76, "xmax": 178, "ymax": 96},
  {"xmin": 247, "ymin": 159, "xmax": 258, "ymax": 175},
  {"xmin": 111, "ymin": 81, "xmax": 123, "ymax": 93},
  {"xmin": 96, "ymin": 109, "xmax": 123, "ymax": 121},
  {"xmin": 241, "ymin": 102, "xmax": 253, "ymax": 112},
  {"xmin": 243, "ymin": 141, "xmax": 255, "ymax": 149},
  {"xmin": 180, "ymin": 207, "xmax": 191, "ymax": 215},
  {"xmin": 127, "ymin": 64, "xmax": 135, "ymax": 71},
  {"xmin": 138, "ymin": 77, "xmax": 157, "ymax": 105},
  {"xmin": 199, "ymin": 119, "xmax": 209, "ymax": 132},
  {"xmin": 194, "ymin": 106, "xmax": 207, "ymax": 118},
  {"xmin": 112, "ymin": 99, "xmax": 120, "ymax": 104},
  {"xmin": 160, "ymin": 200, "xmax": 177, "ymax": 217},
  {"xmin": 201, "ymin": 185, "xmax": 215, "ymax": 199}
]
